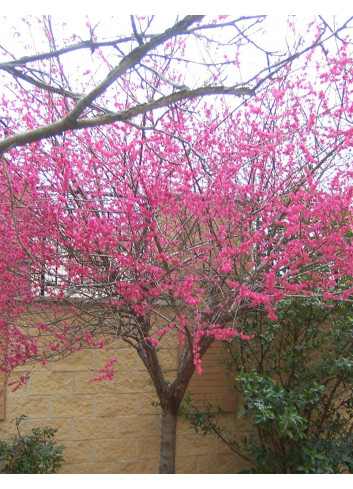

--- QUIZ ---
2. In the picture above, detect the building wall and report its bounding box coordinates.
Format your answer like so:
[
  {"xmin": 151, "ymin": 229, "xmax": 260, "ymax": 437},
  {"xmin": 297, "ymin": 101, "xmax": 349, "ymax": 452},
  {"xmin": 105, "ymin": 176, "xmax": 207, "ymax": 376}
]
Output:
[
  {"xmin": 0, "ymin": 339, "xmax": 244, "ymax": 474},
  {"xmin": 0, "ymin": 369, "xmax": 5, "ymax": 421}
]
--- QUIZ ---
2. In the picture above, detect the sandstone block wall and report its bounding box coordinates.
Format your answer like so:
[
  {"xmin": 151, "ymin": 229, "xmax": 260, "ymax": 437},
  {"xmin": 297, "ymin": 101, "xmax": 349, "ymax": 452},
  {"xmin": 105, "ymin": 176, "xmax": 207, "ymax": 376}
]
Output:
[
  {"xmin": 0, "ymin": 341, "xmax": 244, "ymax": 474},
  {"xmin": 0, "ymin": 370, "xmax": 5, "ymax": 421}
]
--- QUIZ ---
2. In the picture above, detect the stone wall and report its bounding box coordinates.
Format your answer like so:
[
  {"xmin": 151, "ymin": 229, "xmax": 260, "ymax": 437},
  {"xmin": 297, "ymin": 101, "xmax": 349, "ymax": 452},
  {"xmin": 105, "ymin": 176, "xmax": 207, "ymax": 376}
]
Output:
[
  {"xmin": 0, "ymin": 369, "xmax": 5, "ymax": 421},
  {"xmin": 0, "ymin": 340, "xmax": 243, "ymax": 474}
]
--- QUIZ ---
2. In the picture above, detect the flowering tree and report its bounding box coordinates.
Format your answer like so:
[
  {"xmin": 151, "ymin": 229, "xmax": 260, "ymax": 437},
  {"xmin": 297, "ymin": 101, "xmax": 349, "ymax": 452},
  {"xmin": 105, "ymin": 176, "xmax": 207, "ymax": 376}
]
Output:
[{"xmin": 1, "ymin": 15, "xmax": 353, "ymax": 473}]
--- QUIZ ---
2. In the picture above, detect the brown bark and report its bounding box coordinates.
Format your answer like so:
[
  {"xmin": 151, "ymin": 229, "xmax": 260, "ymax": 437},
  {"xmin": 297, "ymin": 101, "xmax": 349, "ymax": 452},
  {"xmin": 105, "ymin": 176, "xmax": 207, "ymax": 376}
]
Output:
[
  {"xmin": 159, "ymin": 404, "xmax": 179, "ymax": 474},
  {"xmin": 157, "ymin": 335, "xmax": 215, "ymax": 473}
]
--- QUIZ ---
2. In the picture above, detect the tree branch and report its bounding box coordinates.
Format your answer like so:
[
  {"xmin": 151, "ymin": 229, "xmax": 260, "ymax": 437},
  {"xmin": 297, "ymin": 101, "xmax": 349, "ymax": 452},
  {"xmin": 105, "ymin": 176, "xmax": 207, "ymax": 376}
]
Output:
[{"xmin": 0, "ymin": 84, "xmax": 253, "ymax": 153}]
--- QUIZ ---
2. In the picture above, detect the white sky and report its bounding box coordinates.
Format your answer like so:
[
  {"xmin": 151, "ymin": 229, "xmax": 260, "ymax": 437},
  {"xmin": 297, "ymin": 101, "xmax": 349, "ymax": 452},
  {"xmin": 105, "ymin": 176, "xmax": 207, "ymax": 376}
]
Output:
[
  {"xmin": 1, "ymin": 0, "xmax": 350, "ymax": 15},
  {"xmin": 0, "ymin": 0, "xmax": 352, "ymax": 16},
  {"xmin": 2, "ymin": 13, "xmax": 350, "ymax": 89}
]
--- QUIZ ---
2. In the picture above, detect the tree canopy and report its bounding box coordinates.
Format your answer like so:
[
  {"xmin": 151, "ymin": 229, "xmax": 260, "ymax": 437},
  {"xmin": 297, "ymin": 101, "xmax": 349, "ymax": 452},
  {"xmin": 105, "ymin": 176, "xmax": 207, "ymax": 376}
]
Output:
[{"xmin": 1, "ymin": 15, "xmax": 353, "ymax": 472}]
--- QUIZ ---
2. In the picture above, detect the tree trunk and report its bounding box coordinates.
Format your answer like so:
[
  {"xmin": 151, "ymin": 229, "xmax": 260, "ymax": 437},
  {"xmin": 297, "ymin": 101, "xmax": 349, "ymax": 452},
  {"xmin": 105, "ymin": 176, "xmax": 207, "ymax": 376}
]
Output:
[
  {"xmin": 157, "ymin": 335, "xmax": 215, "ymax": 473},
  {"xmin": 159, "ymin": 406, "xmax": 178, "ymax": 474}
]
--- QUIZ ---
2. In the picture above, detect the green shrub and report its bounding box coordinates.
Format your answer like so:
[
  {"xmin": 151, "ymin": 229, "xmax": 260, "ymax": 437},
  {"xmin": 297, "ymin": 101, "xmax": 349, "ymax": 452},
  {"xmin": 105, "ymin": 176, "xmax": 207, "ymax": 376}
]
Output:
[
  {"xmin": 0, "ymin": 415, "xmax": 65, "ymax": 473},
  {"xmin": 181, "ymin": 299, "xmax": 353, "ymax": 473}
]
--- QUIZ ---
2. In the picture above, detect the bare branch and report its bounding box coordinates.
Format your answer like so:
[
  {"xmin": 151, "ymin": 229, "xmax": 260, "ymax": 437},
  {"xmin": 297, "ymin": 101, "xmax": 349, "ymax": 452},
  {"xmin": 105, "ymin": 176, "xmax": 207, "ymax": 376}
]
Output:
[{"xmin": 0, "ymin": 84, "xmax": 253, "ymax": 153}]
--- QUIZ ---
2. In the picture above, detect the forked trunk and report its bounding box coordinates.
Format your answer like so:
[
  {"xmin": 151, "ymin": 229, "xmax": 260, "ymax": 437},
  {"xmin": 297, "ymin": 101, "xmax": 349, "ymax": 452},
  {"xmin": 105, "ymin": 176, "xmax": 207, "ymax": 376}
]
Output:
[
  {"xmin": 159, "ymin": 407, "xmax": 178, "ymax": 473},
  {"xmin": 157, "ymin": 336, "xmax": 215, "ymax": 473}
]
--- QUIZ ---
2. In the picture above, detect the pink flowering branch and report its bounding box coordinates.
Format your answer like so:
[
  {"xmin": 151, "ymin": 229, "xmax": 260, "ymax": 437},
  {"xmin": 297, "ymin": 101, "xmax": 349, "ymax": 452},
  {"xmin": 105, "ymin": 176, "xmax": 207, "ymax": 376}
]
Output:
[{"xmin": 1, "ymin": 15, "xmax": 353, "ymax": 474}]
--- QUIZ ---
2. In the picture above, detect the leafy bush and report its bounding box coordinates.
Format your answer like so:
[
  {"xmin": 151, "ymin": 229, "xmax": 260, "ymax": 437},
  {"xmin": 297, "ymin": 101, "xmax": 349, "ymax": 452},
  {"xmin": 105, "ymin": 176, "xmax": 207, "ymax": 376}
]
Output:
[
  {"xmin": 181, "ymin": 299, "xmax": 353, "ymax": 473},
  {"xmin": 0, "ymin": 415, "xmax": 65, "ymax": 473}
]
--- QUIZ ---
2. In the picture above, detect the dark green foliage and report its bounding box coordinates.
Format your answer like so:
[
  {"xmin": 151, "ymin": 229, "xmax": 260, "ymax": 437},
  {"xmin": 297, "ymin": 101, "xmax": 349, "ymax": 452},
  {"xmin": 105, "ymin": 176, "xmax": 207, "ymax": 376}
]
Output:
[
  {"xmin": 181, "ymin": 299, "xmax": 353, "ymax": 473},
  {"xmin": 0, "ymin": 415, "xmax": 65, "ymax": 473}
]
